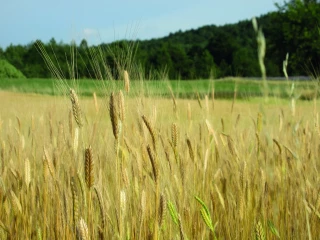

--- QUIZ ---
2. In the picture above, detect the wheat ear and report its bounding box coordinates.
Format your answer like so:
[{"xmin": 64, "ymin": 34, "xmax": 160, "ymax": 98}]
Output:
[
  {"xmin": 142, "ymin": 115, "xmax": 157, "ymax": 152},
  {"xmin": 255, "ymin": 221, "xmax": 265, "ymax": 240},
  {"xmin": 70, "ymin": 88, "xmax": 83, "ymax": 128},
  {"xmin": 171, "ymin": 123, "xmax": 178, "ymax": 149},
  {"xmin": 94, "ymin": 186, "xmax": 106, "ymax": 229},
  {"xmin": 71, "ymin": 177, "xmax": 79, "ymax": 231},
  {"xmin": 43, "ymin": 146, "xmax": 55, "ymax": 179},
  {"xmin": 178, "ymin": 215, "xmax": 185, "ymax": 240},
  {"xmin": 84, "ymin": 146, "xmax": 94, "ymax": 189},
  {"xmin": 158, "ymin": 193, "xmax": 167, "ymax": 228},
  {"xmin": 168, "ymin": 86, "xmax": 177, "ymax": 113},
  {"xmin": 24, "ymin": 158, "xmax": 31, "ymax": 189},
  {"xmin": 186, "ymin": 138, "xmax": 195, "ymax": 162},
  {"xmin": 9, "ymin": 190, "xmax": 22, "ymax": 215},
  {"xmin": 147, "ymin": 145, "xmax": 159, "ymax": 183},
  {"xmin": 109, "ymin": 92, "xmax": 119, "ymax": 140},
  {"xmin": 78, "ymin": 218, "xmax": 89, "ymax": 240},
  {"xmin": 124, "ymin": 70, "xmax": 130, "ymax": 93},
  {"xmin": 84, "ymin": 146, "xmax": 94, "ymax": 236},
  {"xmin": 147, "ymin": 144, "xmax": 160, "ymax": 240}
]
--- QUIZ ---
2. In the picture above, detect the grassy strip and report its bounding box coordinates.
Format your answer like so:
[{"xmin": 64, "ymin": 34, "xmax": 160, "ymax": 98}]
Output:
[{"xmin": 0, "ymin": 77, "xmax": 317, "ymax": 99}]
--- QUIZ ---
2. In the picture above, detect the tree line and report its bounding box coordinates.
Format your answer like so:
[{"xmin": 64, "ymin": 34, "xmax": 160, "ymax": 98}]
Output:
[{"xmin": 0, "ymin": 0, "xmax": 319, "ymax": 80}]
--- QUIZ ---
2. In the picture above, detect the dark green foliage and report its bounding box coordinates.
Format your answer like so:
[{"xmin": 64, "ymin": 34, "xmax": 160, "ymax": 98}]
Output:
[
  {"xmin": 232, "ymin": 47, "xmax": 260, "ymax": 77},
  {"xmin": 280, "ymin": 0, "xmax": 320, "ymax": 75},
  {"xmin": 2, "ymin": 2, "xmax": 319, "ymax": 79},
  {"xmin": 0, "ymin": 47, "xmax": 4, "ymax": 59}
]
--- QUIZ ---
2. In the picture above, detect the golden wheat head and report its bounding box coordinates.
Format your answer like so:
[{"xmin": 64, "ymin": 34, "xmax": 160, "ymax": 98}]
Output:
[
  {"xmin": 70, "ymin": 88, "xmax": 83, "ymax": 128},
  {"xmin": 84, "ymin": 146, "xmax": 94, "ymax": 189},
  {"xmin": 124, "ymin": 70, "xmax": 130, "ymax": 93},
  {"xmin": 109, "ymin": 92, "xmax": 119, "ymax": 140}
]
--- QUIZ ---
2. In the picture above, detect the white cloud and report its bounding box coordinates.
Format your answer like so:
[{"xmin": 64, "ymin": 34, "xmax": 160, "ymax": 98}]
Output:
[{"xmin": 83, "ymin": 28, "xmax": 99, "ymax": 37}]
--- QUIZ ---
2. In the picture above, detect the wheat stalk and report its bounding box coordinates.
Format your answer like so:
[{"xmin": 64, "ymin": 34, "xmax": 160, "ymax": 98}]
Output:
[
  {"xmin": 93, "ymin": 92, "xmax": 99, "ymax": 113},
  {"xmin": 0, "ymin": 141, "xmax": 5, "ymax": 173},
  {"xmin": 253, "ymin": 17, "xmax": 268, "ymax": 100},
  {"xmin": 187, "ymin": 103, "xmax": 192, "ymax": 121},
  {"xmin": 118, "ymin": 90, "xmax": 125, "ymax": 123},
  {"xmin": 205, "ymin": 95, "xmax": 209, "ymax": 115},
  {"xmin": 77, "ymin": 171, "xmax": 87, "ymax": 207},
  {"xmin": 146, "ymin": 143, "xmax": 160, "ymax": 240},
  {"xmin": 94, "ymin": 186, "xmax": 106, "ymax": 229},
  {"xmin": 141, "ymin": 190, "xmax": 146, "ymax": 216},
  {"xmin": 73, "ymin": 127, "xmax": 79, "ymax": 154},
  {"xmin": 168, "ymin": 86, "xmax": 177, "ymax": 113},
  {"xmin": 0, "ymin": 220, "xmax": 8, "ymax": 239},
  {"xmin": 71, "ymin": 177, "xmax": 79, "ymax": 230},
  {"xmin": 211, "ymin": 87, "xmax": 215, "ymax": 110},
  {"xmin": 138, "ymin": 189, "xmax": 146, "ymax": 239},
  {"xmin": 24, "ymin": 158, "xmax": 31, "ymax": 189},
  {"xmin": 120, "ymin": 190, "xmax": 126, "ymax": 217},
  {"xmin": 214, "ymin": 184, "xmax": 225, "ymax": 210},
  {"xmin": 238, "ymin": 190, "xmax": 245, "ymax": 221},
  {"xmin": 196, "ymin": 92, "xmax": 202, "ymax": 109},
  {"xmin": 119, "ymin": 189, "xmax": 127, "ymax": 239},
  {"xmin": 205, "ymin": 119, "xmax": 219, "ymax": 146},
  {"xmin": 69, "ymin": 109, "xmax": 73, "ymax": 137},
  {"xmin": 257, "ymin": 112, "xmax": 262, "ymax": 134}
]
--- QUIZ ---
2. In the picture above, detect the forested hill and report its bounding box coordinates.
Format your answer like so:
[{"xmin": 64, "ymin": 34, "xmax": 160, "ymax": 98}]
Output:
[{"xmin": 0, "ymin": 0, "xmax": 319, "ymax": 79}]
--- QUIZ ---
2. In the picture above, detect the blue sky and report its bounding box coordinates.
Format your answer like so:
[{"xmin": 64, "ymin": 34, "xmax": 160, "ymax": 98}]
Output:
[{"xmin": 0, "ymin": 0, "xmax": 280, "ymax": 49}]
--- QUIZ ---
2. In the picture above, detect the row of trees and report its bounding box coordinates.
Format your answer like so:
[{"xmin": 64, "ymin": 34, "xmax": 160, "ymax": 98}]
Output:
[{"xmin": 0, "ymin": 0, "xmax": 319, "ymax": 79}]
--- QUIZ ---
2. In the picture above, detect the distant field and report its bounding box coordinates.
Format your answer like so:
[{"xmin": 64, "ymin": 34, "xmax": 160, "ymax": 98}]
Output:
[{"xmin": 0, "ymin": 77, "xmax": 318, "ymax": 99}]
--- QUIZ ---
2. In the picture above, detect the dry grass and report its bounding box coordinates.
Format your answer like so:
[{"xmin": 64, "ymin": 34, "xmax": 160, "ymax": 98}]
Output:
[{"xmin": 0, "ymin": 89, "xmax": 319, "ymax": 239}]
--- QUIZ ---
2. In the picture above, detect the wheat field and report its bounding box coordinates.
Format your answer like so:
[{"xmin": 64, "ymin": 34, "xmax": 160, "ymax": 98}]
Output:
[{"xmin": 0, "ymin": 86, "xmax": 319, "ymax": 239}]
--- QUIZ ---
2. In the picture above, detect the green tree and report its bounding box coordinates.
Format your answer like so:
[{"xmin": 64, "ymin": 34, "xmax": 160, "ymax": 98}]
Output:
[
  {"xmin": 188, "ymin": 46, "xmax": 215, "ymax": 78},
  {"xmin": 232, "ymin": 47, "xmax": 260, "ymax": 77},
  {"xmin": 145, "ymin": 43, "xmax": 173, "ymax": 79},
  {"xmin": 206, "ymin": 29, "xmax": 239, "ymax": 72},
  {"xmin": 277, "ymin": 0, "xmax": 320, "ymax": 74},
  {"xmin": 23, "ymin": 42, "xmax": 51, "ymax": 78},
  {"xmin": 79, "ymin": 39, "xmax": 88, "ymax": 50},
  {"xmin": 0, "ymin": 59, "xmax": 26, "ymax": 78},
  {"xmin": 77, "ymin": 39, "xmax": 91, "ymax": 78},
  {"xmin": 4, "ymin": 44, "xmax": 27, "ymax": 71},
  {"xmin": 0, "ymin": 47, "xmax": 4, "ymax": 59},
  {"xmin": 166, "ymin": 43, "xmax": 191, "ymax": 79}
]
